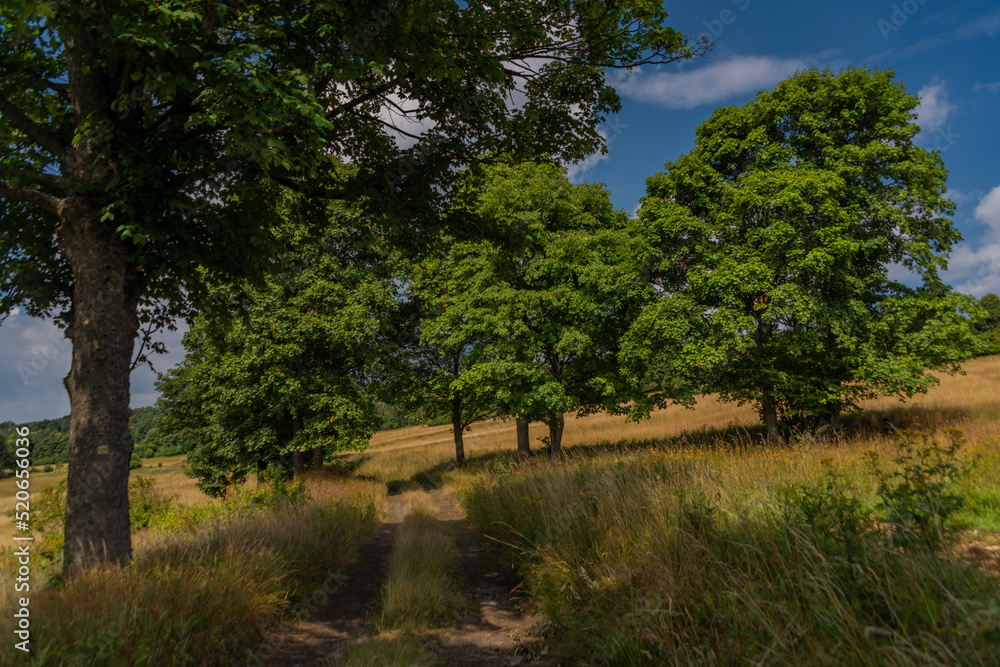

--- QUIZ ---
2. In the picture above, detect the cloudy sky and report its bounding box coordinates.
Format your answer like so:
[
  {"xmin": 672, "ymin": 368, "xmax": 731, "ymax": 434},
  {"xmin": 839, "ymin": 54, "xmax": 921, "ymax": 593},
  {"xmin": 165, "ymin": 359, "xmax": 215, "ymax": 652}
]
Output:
[{"xmin": 3, "ymin": 0, "xmax": 999, "ymax": 422}]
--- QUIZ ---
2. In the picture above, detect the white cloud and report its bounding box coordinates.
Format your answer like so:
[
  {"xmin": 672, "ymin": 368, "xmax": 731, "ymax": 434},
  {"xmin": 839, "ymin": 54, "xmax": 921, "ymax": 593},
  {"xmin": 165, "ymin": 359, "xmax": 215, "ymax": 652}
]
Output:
[
  {"xmin": 944, "ymin": 184, "xmax": 1000, "ymax": 297},
  {"xmin": 974, "ymin": 81, "xmax": 1000, "ymax": 93},
  {"xmin": 565, "ymin": 126, "xmax": 610, "ymax": 182},
  {"xmin": 913, "ymin": 81, "xmax": 955, "ymax": 134},
  {"xmin": 974, "ymin": 185, "xmax": 1000, "ymax": 230},
  {"xmin": 946, "ymin": 243, "xmax": 1000, "ymax": 297},
  {"xmin": 885, "ymin": 9, "xmax": 1000, "ymax": 59},
  {"xmin": 612, "ymin": 55, "xmax": 816, "ymax": 110}
]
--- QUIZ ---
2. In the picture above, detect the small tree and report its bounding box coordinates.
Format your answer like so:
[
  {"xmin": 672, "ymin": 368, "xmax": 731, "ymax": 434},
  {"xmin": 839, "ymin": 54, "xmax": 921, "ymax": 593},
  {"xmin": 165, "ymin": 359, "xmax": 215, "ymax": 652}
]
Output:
[
  {"xmin": 973, "ymin": 293, "xmax": 1000, "ymax": 355},
  {"xmin": 626, "ymin": 67, "xmax": 978, "ymax": 443},
  {"xmin": 403, "ymin": 258, "xmax": 501, "ymax": 465}
]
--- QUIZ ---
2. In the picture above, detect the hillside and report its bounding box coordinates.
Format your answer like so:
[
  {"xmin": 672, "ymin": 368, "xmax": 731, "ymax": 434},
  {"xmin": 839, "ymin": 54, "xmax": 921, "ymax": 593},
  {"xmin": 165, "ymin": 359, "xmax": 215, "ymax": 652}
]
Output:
[{"xmin": 0, "ymin": 405, "xmax": 190, "ymax": 473}]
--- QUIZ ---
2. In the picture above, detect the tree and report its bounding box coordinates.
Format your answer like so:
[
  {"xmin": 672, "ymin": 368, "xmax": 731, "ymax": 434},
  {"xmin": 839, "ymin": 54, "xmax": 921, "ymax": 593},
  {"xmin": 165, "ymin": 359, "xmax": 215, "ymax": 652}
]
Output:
[
  {"xmin": 432, "ymin": 161, "xmax": 645, "ymax": 459},
  {"xmin": 0, "ymin": 1, "xmax": 703, "ymax": 570},
  {"xmin": 973, "ymin": 293, "xmax": 1000, "ymax": 355},
  {"xmin": 156, "ymin": 198, "xmax": 393, "ymax": 496},
  {"xmin": 402, "ymin": 260, "xmax": 500, "ymax": 466},
  {"xmin": 625, "ymin": 67, "xmax": 978, "ymax": 443}
]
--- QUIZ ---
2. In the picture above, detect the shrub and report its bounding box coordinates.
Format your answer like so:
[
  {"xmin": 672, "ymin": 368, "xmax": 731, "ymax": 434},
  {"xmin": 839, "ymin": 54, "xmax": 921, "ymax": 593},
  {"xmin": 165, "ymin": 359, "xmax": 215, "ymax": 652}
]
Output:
[
  {"xmin": 128, "ymin": 476, "xmax": 174, "ymax": 530},
  {"xmin": 865, "ymin": 429, "xmax": 967, "ymax": 552}
]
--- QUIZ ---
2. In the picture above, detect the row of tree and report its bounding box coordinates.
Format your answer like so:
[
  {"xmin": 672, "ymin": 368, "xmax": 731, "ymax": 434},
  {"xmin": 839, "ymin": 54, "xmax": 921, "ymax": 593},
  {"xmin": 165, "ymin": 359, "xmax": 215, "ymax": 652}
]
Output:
[
  {"xmin": 155, "ymin": 68, "xmax": 984, "ymax": 495},
  {"xmin": 1, "ymin": 0, "xmax": 704, "ymax": 571}
]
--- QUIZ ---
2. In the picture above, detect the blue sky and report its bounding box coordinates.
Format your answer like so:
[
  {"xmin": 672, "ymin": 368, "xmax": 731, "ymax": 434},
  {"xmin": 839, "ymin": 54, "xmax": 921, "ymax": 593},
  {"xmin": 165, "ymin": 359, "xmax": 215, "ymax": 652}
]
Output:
[{"xmin": 2, "ymin": 0, "xmax": 999, "ymax": 422}]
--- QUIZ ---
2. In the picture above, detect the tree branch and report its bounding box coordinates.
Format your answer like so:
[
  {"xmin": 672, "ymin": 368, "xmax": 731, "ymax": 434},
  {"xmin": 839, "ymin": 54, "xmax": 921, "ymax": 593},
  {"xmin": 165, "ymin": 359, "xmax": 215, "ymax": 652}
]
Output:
[
  {"xmin": 0, "ymin": 179, "xmax": 62, "ymax": 214},
  {"xmin": 0, "ymin": 166, "xmax": 66, "ymax": 191},
  {"xmin": 0, "ymin": 93, "xmax": 67, "ymax": 160}
]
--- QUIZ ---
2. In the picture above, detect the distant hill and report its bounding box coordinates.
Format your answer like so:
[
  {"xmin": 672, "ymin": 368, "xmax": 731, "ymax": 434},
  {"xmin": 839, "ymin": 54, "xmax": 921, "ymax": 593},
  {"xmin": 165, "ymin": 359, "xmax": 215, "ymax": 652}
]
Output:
[{"xmin": 0, "ymin": 406, "xmax": 191, "ymax": 475}]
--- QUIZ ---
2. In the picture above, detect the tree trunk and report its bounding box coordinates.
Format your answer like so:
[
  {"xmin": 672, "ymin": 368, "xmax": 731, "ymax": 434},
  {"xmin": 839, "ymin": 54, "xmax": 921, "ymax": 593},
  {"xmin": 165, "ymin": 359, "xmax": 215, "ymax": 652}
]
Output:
[
  {"xmin": 257, "ymin": 460, "xmax": 267, "ymax": 485},
  {"xmin": 312, "ymin": 446, "xmax": 324, "ymax": 471},
  {"xmin": 292, "ymin": 413, "xmax": 305, "ymax": 476},
  {"xmin": 547, "ymin": 412, "xmax": 564, "ymax": 460},
  {"xmin": 516, "ymin": 414, "xmax": 530, "ymax": 461},
  {"xmin": 60, "ymin": 195, "xmax": 139, "ymax": 574},
  {"xmin": 762, "ymin": 400, "xmax": 780, "ymax": 444},
  {"xmin": 452, "ymin": 396, "xmax": 465, "ymax": 466}
]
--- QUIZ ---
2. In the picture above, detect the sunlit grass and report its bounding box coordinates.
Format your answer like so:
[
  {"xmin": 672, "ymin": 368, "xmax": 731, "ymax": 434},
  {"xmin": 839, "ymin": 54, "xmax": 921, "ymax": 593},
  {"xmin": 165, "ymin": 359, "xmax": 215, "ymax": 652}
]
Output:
[{"xmin": 0, "ymin": 473, "xmax": 385, "ymax": 666}]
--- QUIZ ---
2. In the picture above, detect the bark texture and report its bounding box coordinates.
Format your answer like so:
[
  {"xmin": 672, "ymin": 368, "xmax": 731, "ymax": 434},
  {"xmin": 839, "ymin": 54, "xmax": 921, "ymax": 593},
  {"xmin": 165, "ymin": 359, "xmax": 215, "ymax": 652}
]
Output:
[
  {"xmin": 312, "ymin": 446, "xmax": 324, "ymax": 471},
  {"xmin": 59, "ymin": 195, "xmax": 139, "ymax": 573},
  {"xmin": 762, "ymin": 399, "xmax": 780, "ymax": 444},
  {"xmin": 516, "ymin": 415, "xmax": 530, "ymax": 461},
  {"xmin": 452, "ymin": 396, "xmax": 465, "ymax": 466},
  {"xmin": 547, "ymin": 412, "xmax": 564, "ymax": 460}
]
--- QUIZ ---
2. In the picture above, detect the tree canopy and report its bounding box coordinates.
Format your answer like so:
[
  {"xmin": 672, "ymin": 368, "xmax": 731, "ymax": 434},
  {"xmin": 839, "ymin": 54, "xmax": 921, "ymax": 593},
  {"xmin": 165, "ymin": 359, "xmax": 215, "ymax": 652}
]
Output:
[
  {"xmin": 156, "ymin": 194, "xmax": 396, "ymax": 496},
  {"xmin": 419, "ymin": 161, "xmax": 645, "ymax": 459},
  {"xmin": 624, "ymin": 67, "xmax": 978, "ymax": 442}
]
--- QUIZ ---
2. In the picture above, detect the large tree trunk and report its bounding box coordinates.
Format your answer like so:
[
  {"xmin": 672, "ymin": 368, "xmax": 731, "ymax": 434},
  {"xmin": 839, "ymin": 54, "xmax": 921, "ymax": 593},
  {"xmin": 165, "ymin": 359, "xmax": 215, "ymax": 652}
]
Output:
[
  {"xmin": 60, "ymin": 196, "xmax": 139, "ymax": 574},
  {"xmin": 547, "ymin": 412, "xmax": 564, "ymax": 460},
  {"xmin": 762, "ymin": 400, "xmax": 780, "ymax": 444},
  {"xmin": 312, "ymin": 446, "xmax": 324, "ymax": 471},
  {"xmin": 292, "ymin": 413, "xmax": 306, "ymax": 476},
  {"xmin": 452, "ymin": 396, "xmax": 465, "ymax": 466},
  {"xmin": 516, "ymin": 414, "xmax": 530, "ymax": 461}
]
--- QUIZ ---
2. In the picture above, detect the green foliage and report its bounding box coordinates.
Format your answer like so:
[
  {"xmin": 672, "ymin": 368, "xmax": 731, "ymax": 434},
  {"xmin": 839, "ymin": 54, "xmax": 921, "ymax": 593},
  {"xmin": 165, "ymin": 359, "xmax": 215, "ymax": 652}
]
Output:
[
  {"xmin": 156, "ymin": 196, "xmax": 394, "ymax": 495},
  {"xmin": 973, "ymin": 294, "xmax": 1000, "ymax": 355},
  {"xmin": 409, "ymin": 161, "xmax": 647, "ymax": 448},
  {"xmin": 781, "ymin": 465, "xmax": 875, "ymax": 565},
  {"xmin": 29, "ymin": 480, "xmax": 67, "ymax": 572},
  {"xmin": 866, "ymin": 429, "xmax": 967, "ymax": 552},
  {"xmin": 624, "ymin": 67, "xmax": 978, "ymax": 433},
  {"xmin": 127, "ymin": 477, "xmax": 173, "ymax": 531}
]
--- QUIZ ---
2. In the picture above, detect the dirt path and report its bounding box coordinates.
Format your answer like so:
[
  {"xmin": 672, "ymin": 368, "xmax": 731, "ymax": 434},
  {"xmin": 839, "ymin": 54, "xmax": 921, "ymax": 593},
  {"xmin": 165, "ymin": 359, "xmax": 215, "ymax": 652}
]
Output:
[{"xmin": 260, "ymin": 488, "xmax": 548, "ymax": 666}]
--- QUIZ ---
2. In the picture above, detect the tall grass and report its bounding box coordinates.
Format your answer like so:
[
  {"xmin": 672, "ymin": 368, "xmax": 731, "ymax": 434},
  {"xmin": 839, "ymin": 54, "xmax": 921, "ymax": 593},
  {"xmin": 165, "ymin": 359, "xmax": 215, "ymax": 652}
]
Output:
[
  {"xmin": 376, "ymin": 503, "xmax": 465, "ymax": 632},
  {"xmin": 463, "ymin": 431, "xmax": 1000, "ymax": 665},
  {"xmin": 351, "ymin": 355, "xmax": 1000, "ymax": 493},
  {"xmin": 0, "ymin": 473, "xmax": 384, "ymax": 666}
]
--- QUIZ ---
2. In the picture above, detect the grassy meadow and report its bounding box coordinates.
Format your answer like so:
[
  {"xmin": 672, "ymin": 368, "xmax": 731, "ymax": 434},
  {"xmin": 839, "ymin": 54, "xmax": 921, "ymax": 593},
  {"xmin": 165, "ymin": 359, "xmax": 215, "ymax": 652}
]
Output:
[
  {"xmin": 451, "ymin": 356, "xmax": 1000, "ymax": 665},
  {"xmin": 0, "ymin": 355, "xmax": 997, "ymax": 665},
  {"xmin": 0, "ymin": 454, "xmax": 210, "ymax": 543}
]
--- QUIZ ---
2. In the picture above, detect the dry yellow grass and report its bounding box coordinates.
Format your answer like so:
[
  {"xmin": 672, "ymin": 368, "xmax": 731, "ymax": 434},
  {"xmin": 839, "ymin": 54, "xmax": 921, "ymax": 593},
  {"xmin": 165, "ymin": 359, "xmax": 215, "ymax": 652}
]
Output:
[
  {"xmin": 350, "ymin": 355, "xmax": 1000, "ymax": 484},
  {"xmin": 0, "ymin": 454, "xmax": 215, "ymax": 542}
]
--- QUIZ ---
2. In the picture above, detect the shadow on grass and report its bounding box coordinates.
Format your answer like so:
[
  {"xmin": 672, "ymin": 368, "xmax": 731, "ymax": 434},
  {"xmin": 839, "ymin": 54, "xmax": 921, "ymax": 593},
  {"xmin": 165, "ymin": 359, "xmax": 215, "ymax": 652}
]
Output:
[{"xmin": 371, "ymin": 403, "xmax": 986, "ymax": 493}]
